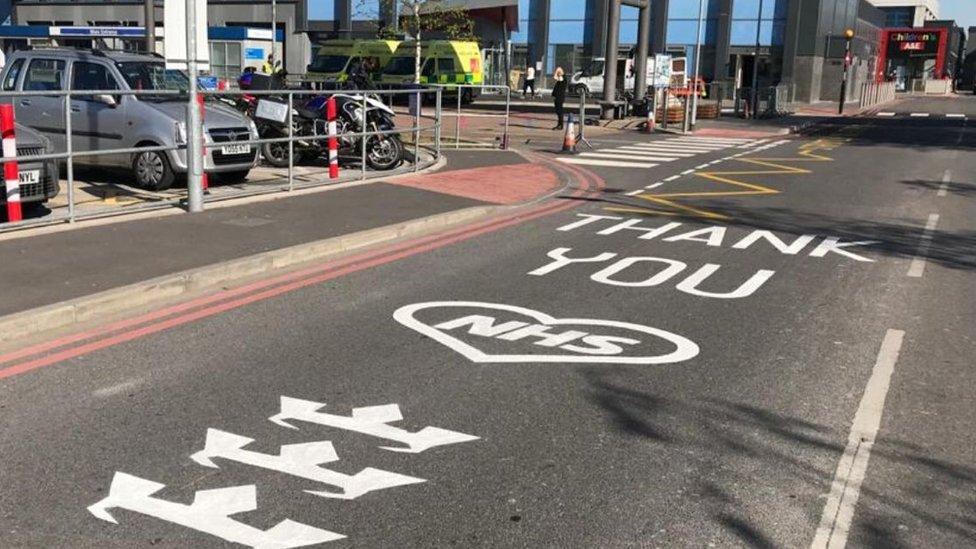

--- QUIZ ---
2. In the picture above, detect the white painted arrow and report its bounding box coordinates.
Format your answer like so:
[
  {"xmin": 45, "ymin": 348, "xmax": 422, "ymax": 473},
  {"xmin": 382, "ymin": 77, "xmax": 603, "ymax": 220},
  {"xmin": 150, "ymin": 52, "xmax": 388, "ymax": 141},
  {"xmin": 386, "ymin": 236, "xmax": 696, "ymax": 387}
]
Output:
[
  {"xmin": 190, "ymin": 428, "xmax": 426, "ymax": 500},
  {"xmin": 88, "ymin": 472, "xmax": 343, "ymax": 548},
  {"xmin": 269, "ymin": 397, "xmax": 479, "ymax": 453}
]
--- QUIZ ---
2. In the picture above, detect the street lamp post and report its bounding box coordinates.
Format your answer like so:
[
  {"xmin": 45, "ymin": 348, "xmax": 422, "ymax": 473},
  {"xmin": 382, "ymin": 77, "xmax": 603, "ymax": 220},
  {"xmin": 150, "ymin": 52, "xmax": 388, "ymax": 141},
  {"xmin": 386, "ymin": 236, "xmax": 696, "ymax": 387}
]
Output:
[
  {"xmin": 270, "ymin": 0, "xmax": 277, "ymax": 69},
  {"xmin": 839, "ymin": 28, "xmax": 855, "ymax": 115},
  {"xmin": 750, "ymin": 0, "xmax": 763, "ymax": 118},
  {"xmin": 689, "ymin": 0, "xmax": 705, "ymax": 130}
]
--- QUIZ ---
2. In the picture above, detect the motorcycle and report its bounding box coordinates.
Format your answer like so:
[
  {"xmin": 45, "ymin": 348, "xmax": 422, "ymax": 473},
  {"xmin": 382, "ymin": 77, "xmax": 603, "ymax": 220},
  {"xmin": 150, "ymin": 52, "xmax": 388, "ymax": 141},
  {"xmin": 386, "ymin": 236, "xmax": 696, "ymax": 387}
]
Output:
[{"xmin": 254, "ymin": 71, "xmax": 404, "ymax": 172}]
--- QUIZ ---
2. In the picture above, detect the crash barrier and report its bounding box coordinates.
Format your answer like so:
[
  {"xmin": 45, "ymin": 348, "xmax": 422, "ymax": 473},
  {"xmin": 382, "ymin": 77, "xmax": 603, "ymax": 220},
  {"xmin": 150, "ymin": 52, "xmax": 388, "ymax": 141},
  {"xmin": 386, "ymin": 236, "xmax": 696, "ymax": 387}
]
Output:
[
  {"xmin": 1, "ymin": 104, "xmax": 21, "ymax": 222},
  {"xmin": 858, "ymin": 81, "xmax": 896, "ymax": 110},
  {"xmin": 0, "ymin": 86, "xmax": 444, "ymax": 232},
  {"xmin": 430, "ymin": 84, "xmax": 511, "ymax": 150},
  {"xmin": 734, "ymin": 85, "xmax": 794, "ymax": 119}
]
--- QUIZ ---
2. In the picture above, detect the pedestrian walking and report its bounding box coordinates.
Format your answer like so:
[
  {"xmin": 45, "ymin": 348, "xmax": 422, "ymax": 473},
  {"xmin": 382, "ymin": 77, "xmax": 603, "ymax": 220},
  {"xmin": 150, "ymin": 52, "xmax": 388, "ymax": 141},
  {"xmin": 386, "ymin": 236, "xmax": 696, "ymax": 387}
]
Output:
[
  {"xmin": 552, "ymin": 67, "xmax": 567, "ymax": 130},
  {"xmin": 523, "ymin": 64, "xmax": 536, "ymax": 98}
]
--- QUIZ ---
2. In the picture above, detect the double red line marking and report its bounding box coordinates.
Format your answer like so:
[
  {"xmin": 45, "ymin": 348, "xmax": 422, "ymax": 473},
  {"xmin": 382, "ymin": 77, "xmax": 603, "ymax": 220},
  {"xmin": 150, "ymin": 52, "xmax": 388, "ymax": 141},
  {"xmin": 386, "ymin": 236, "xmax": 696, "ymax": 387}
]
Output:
[{"xmin": 0, "ymin": 157, "xmax": 602, "ymax": 381}]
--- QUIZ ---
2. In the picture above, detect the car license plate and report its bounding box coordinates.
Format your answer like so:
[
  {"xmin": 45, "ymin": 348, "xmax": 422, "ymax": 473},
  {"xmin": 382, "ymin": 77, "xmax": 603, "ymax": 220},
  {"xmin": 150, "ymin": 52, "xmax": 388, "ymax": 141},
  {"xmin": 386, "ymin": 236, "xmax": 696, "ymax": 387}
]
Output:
[
  {"xmin": 18, "ymin": 170, "xmax": 39, "ymax": 185},
  {"xmin": 220, "ymin": 144, "xmax": 251, "ymax": 155}
]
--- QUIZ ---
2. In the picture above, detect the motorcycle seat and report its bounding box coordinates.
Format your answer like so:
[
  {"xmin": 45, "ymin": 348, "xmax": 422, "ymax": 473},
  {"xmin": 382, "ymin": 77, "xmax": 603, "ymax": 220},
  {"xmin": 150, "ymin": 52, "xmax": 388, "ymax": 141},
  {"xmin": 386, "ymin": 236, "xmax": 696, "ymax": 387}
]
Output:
[{"xmin": 295, "ymin": 106, "xmax": 322, "ymax": 120}]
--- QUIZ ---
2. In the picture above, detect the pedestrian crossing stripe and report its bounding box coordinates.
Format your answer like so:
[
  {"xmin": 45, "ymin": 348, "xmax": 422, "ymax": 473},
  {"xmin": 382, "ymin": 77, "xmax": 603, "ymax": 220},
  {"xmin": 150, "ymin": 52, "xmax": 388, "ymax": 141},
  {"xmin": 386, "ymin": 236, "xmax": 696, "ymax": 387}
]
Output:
[
  {"xmin": 556, "ymin": 137, "xmax": 764, "ymax": 170},
  {"xmin": 579, "ymin": 152, "xmax": 681, "ymax": 162}
]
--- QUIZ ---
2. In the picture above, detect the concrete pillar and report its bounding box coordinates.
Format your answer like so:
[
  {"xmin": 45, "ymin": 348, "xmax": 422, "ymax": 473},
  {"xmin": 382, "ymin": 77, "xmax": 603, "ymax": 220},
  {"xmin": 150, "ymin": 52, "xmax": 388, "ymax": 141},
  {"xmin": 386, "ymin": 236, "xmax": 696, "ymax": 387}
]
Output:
[
  {"xmin": 713, "ymin": 0, "xmax": 733, "ymax": 87},
  {"xmin": 528, "ymin": 0, "xmax": 551, "ymax": 86},
  {"xmin": 634, "ymin": 3, "xmax": 651, "ymax": 97},
  {"xmin": 335, "ymin": 0, "xmax": 352, "ymax": 37},
  {"xmin": 650, "ymin": 0, "xmax": 669, "ymax": 54},
  {"xmin": 588, "ymin": 0, "xmax": 610, "ymax": 58},
  {"xmin": 602, "ymin": 0, "xmax": 622, "ymax": 118}
]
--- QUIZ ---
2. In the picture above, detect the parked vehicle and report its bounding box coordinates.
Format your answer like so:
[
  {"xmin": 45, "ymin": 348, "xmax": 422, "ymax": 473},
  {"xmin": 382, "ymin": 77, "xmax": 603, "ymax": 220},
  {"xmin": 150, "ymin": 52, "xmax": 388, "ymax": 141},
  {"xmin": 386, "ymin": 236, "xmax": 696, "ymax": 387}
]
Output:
[
  {"xmin": 570, "ymin": 55, "xmax": 687, "ymax": 97},
  {"xmin": 306, "ymin": 39, "xmax": 400, "ymax": 88},
  {"xmin": 250, "ymin": 75, "xmax": 403, "ymax": 171},
  {"xmin": 0, "ymin": 48, "xmax": 259, "ymax": 191},
  {"xmin": 378, "ymin": 40, "xmax": 483, "ymax": 103},
  {"xmin": 0, "ymin": 124, "xmax": 60, "ymax": 209}
]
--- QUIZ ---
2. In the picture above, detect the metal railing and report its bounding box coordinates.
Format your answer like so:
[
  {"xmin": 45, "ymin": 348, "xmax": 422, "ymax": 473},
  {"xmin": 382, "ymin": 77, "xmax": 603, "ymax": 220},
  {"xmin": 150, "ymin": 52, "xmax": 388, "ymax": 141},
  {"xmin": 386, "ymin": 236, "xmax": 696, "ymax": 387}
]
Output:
[
  {"xmin": 0, "ymin": 86, "xmax": 445, "ymax": 232},
  {"xmin": 858, "ymin": 81, "xmax": 896, "ymax": 110},
  {"xmin": 734, "ymin": 84, "xmax": 794, "ymax": 118},
  {"xmin": 429, "ymin": 84, "xmax": 511, "ymax": 150}
]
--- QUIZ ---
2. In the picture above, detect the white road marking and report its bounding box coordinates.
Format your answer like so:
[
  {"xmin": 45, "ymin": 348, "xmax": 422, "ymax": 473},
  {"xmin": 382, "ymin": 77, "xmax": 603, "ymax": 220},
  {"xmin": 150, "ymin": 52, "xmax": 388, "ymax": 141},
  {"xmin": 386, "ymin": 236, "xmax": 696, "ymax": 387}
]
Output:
[
  {"xmin": 909, "ymin": 113, "xmax": 929, "ymax": 118},
  {"xmin": 907, "ymin": 213, "xmax": 940, "ymax": 278},
  {"xmin": 393, "ymin": 301, "xmax": 700, "ymax": 365},
  {"xmin": 615, "ymin": 146, "xmax": 697, "ymax": 157},
  {"xmin": 876, "ymin": 112, "xmax": 896, "ymax": 117},
  {"xmin": 645, "ymin": 182, "xmax": 665, "ymax": 189},
  {"xmin": 680, "ymin": 169, "xmax": 695, "ymax": 175},
  {"xmin": 89, "ymin": 472, "xmax": 344, "ymax": 547},
  {"xmin": 270, "ymin": 398, "xmax": 480, "ymax": 453},
  {"xmin": 664, "ymin": 175, "xmax": 681, "ymax": 181},
  {"xmin": 580, "ymin": 151, "xmax": 681, "ymax": 162},
  {"xmin": 695, "ymin": 163, "xmax": 710, "ymax": 169},
  {"xmin": 190, "ymin": 429, "xmax": 425, "ymax": 500},
  {"xmin": 93, "ymin": 378, "xmax": 144, "ymax": 398},
  {"xmin": 811, "ymin": 329, "xmax": 905, "ymax": 549},
  {"xmin": 945, "ymin": 113, "xmax": 965, "ymax": 119},
  {"xmin": 556, "ymin": 158, "xmax": 659, "ymax": 168},
  {"xmin": 938, "ymin": 169, "xmax": 950, "ymax": 197},
  {"xmin": 625, "ymin": 189, "xmax": 644, "ymax": 196}
]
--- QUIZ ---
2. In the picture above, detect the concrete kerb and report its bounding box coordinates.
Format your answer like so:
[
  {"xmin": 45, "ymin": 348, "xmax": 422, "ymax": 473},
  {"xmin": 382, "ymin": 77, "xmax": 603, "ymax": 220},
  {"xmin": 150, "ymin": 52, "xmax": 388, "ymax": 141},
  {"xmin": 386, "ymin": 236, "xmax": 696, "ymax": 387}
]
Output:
[{"xmin": 0, "ymin": 203, "xmax": 496, "ymax": 345}]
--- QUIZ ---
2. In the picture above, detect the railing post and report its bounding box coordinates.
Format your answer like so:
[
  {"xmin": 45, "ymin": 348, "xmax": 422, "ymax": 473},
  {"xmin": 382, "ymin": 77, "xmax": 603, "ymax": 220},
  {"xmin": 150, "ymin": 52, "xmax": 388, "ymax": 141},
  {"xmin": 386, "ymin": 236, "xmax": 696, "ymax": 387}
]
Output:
[
  {"xmin": 63, "ymin": 93, "xmax": 75, "ymax": 223},
  {"xmin": 361, "ymin": 94, "xmax": 368, "ymax": 180},
  {"xmin": 287, "ymin": 91, "xmax": 294, "ymax": 191},
  {"xmin": 455, "ymin": 86, "xmax": 462, "ymax": 149},
  {"xmin": 413, "ymin": 88, "xmax": 421, "ymax": 172},
  {"xmin": 434, "ymin": 87, "xmax": 442, "ymax": 160},
  {"xmin": 502, "ymin": 85, "xmax": 511, "ymax": 150}
]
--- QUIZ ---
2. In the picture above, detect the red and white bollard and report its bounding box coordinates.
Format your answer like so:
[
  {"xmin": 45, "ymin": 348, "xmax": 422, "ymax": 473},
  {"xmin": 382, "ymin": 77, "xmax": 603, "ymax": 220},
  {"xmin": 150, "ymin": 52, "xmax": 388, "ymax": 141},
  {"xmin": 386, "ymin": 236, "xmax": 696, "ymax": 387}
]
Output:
[
  {"xmin": 326, "ymin": 96, "xmax": 339, "ymax": 179},
  {"xmin": 645, "ymin": 103, "xmax": 656, "ymax": 133},
  {"xmin": 0, "ymin": 104, "xmax": 22, "ymax": 222},
  {"xmin": 196, "ymin": 95, "xmax": 209, "ymax": 192}
]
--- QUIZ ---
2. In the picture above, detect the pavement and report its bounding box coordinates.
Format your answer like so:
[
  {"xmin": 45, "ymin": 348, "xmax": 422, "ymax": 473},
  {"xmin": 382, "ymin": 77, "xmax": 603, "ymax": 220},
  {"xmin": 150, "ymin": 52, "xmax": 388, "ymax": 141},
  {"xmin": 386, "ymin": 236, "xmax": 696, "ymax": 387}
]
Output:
[{"xmin": 0, "ymin": 94, "xmax": 974, "ymax": 548}]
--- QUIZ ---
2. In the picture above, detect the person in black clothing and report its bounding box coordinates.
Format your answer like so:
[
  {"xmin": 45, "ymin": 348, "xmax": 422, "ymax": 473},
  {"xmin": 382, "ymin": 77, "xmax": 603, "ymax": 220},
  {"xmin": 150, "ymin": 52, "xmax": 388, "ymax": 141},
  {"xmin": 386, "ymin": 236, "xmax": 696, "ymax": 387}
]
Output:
[{"xmin": 552, "ymin": 67, "xmax": 567, "ymax": 130}]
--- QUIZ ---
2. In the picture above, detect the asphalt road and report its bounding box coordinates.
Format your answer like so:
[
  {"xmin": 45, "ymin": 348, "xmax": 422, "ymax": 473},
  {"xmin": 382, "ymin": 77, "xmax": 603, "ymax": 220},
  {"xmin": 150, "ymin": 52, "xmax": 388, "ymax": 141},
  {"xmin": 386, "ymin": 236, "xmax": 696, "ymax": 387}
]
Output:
[{"xmin": 1, "ymin": 95, "xmax": 974, "ymax": 548}]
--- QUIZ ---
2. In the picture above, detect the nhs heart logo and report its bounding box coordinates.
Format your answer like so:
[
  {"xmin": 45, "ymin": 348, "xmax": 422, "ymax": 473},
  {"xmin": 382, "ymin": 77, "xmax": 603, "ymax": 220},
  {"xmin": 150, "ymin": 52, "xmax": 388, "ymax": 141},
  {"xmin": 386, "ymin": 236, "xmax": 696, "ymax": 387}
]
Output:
[{"xmin": 393, "ymin": 301, "xmax": 699, "ymax": 365}]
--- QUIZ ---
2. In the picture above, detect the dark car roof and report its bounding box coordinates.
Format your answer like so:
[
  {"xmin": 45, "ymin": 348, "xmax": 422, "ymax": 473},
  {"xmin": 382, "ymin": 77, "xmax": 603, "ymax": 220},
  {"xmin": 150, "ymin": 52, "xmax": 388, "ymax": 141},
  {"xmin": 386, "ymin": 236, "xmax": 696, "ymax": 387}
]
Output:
[{"xmin": 8, "ymin": 48, "xmax": 161, "ymax": 64}]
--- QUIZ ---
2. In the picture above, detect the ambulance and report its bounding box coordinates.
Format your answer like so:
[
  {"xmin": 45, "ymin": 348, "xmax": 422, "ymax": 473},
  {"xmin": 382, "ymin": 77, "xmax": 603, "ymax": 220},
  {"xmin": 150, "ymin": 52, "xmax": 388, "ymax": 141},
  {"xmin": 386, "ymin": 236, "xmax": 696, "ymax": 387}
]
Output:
[
  {"xmin": 305, "ymin": 39, "xmax": 400, "ymax": 86},
  {"xmin": 379, "ymin": 41, "xmax": 484, "ymax": 103}
]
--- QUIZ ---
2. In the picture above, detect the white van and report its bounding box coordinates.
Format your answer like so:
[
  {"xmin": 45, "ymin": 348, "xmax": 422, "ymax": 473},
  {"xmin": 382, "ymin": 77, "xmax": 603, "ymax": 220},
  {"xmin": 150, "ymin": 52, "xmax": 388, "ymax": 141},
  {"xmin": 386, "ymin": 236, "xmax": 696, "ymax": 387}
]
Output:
[{"xmin": 570, "ymin": 56, "xmax": 686, "ymax": 96}]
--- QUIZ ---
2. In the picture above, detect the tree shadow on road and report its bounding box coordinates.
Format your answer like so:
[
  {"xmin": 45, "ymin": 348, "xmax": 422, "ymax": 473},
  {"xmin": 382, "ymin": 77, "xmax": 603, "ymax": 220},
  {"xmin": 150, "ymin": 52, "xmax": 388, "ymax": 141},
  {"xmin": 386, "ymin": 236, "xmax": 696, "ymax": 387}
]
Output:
[
  {"xmin": 581, "ymin": 369, "xmax": 976, "ymax": 547},
  {"xmin": 901, "ymin": 178, "xmax": 976, "ymax": 197}
]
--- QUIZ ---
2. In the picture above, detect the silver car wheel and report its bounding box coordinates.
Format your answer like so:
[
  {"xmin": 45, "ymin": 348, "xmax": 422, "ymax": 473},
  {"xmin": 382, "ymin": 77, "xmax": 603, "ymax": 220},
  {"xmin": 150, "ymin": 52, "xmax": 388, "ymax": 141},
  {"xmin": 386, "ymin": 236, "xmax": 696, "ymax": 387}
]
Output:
[{"xmin": 136, "ymin": 152, "xmax": 165, "ymax": 186}]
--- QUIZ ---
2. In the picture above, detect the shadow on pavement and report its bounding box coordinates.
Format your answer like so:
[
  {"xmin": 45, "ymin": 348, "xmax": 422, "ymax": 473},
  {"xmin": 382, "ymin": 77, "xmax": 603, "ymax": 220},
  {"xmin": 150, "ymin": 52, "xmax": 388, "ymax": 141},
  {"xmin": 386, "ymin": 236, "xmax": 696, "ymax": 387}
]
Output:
[{"xmin": 582, "ymin": 370, "xmax": 976, "ymax": 547}]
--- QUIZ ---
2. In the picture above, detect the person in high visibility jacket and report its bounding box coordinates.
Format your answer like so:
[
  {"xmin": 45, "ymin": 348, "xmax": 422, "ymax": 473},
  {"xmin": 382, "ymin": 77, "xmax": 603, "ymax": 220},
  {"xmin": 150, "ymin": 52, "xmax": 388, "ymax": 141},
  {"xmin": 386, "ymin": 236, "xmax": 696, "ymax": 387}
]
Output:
[{"xmin": 261, "ymin": 54, "xmax": 275, "ymax": 74}]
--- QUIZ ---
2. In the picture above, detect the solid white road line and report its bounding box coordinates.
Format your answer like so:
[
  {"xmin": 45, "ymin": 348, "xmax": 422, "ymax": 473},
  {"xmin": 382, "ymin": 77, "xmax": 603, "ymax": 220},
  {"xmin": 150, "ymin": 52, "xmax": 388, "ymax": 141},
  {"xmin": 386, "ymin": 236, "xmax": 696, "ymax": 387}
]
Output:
[
  {"xmin": 938, "ymin": 169, "xmax": 950, "ymax": 197},
  {"xmin": 811, "ymin": 329, "xmax": 905, "ymax": 549},
  {"xmin": 909, "ymin": 113, "xmax": 929, "ymax": 118},
  {"xmin": 876, "ymin": 112, "xmax": 896, "ymax": 117},
  {"xmin": 556, "ymin": 158, "xmax": 659, "ymax": 168},
  {"xmin": 907, "ymin": 213, "xmax": 940, "ymax": 278},
  {"xmin": 579, "ymin": 152, "xmax": 678, "ymax": 162},
  {"xmin": 945, "ymin": 114, "xmax": 965, "ymax": 119}
]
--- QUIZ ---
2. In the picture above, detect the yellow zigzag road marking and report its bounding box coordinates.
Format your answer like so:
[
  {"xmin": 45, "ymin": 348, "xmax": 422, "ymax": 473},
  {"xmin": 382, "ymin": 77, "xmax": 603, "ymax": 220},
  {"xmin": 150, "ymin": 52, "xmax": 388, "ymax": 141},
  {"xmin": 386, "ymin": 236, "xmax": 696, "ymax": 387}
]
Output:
[{"xmin": 607, "ymin": 138, "xmax": 849, "ymax": 220}]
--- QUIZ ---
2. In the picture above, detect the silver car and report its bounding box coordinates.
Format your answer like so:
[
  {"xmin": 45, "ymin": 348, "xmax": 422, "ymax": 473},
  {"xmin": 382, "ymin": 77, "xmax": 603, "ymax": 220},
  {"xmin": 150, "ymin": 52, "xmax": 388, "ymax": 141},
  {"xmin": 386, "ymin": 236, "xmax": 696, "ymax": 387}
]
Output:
[{"xmin": 0, "ymin": 48, "xmax": 258, "ymax": 191}]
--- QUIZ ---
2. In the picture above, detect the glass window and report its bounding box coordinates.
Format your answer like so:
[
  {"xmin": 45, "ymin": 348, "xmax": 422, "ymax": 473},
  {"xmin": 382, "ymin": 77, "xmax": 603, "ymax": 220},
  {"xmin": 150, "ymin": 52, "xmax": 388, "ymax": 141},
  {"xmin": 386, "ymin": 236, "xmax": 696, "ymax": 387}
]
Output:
[
  {"xmin": 116, "ymin": 62, "xmax": 189, "ymax": 91},
  {"xmin": 422, "ymin": 59, "xmax": 436, "ymax": 77},
  {"xmin": 23, "ymin": 59, "xmax": 66, "ymax": 91},
  {"xmin": 71, "ymin": 62, "xmax": 119, "ymax": 91},
  {"xmin": 3, "ymin": 58, "xmax": 24, "ymax": 91},
  {"xmin": 437, "ymin": 58, "xmax": 455, "ymax": 73}
]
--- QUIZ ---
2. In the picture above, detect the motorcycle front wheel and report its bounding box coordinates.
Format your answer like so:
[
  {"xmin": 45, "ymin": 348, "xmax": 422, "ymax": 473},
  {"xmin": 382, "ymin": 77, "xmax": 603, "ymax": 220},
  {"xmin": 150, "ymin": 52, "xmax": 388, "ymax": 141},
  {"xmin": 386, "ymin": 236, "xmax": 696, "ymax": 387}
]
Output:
[
  {"xmin": 365, "ymin": 134, "xmax": 404, "ymax": 171},
  {"xmin": 261, "ymin": 138, "xmax": 292, "ymax": 168}
]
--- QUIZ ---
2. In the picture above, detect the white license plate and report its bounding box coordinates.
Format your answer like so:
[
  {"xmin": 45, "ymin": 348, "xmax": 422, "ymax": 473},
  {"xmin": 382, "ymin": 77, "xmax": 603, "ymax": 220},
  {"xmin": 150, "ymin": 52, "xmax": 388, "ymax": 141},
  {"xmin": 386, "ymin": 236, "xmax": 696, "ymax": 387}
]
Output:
[
  {"xmin": 18, "ymin": 170, "xmax": 39, "ymax": 185},
  {"xmin": 220, "ymin": 144, "xmax": 251, "ymax": 155}
]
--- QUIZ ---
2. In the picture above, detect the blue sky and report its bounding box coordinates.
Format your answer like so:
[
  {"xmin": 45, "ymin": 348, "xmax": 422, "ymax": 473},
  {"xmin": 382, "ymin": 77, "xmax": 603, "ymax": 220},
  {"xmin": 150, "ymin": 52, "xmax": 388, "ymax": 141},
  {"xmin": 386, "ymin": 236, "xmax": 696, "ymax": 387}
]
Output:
[{"xmin": 939, "ymin": 0, "xmax": 975, "ymax": 31}]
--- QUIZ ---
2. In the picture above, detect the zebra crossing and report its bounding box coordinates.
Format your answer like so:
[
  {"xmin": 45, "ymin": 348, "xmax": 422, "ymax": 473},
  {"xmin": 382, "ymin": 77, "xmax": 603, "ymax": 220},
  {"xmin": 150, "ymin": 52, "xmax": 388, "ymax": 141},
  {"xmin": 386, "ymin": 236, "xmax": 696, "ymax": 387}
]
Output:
[{"xmin": 556, "ymin": 136, "xmax": 767, "ymax": 170}]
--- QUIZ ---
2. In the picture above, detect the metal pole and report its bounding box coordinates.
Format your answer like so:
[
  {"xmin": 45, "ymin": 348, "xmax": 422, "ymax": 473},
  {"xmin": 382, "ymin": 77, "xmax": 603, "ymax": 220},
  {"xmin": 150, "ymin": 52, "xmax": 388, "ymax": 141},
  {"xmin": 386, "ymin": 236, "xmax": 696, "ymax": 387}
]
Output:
[
  {"xmin": 750, "ymin": 0, "xmax": 763, "ymax": 118},
  {"xmin": 662, "ymin": 85, "xmax": 669, "ymax": 130},
  {"xmin": 361, "ymin": 94, "xmax": 367, "ymax": 180},
  {"xmin": 839, "ymin": 35, "xmax": 852, "ymax": 115},
  {"xmin": 287, "ymin": 92, "xmax": 294, "ymax": 191},
  {"xmin": 413, "ymin": 89, "xmax": 420, "ymax": 171},
  {"xmin": 63, "ymin": 94, "xmax": 75, "ymax": 223},
  {"xmin": 601, "ymin": 0, "xmax": 622, "ymax": 120},
  {"xmin": 435, "ymin": 88, "xmax": 442, "ymax": 160},
  {"xmin": 186, "ymin": 0, "xmax": 204, "ymax": 213},
  {"xmin": 144, "ymin": 0, "xmax": 155, "ymax": 53},
  {"xmin": 271, "ymin": 0, "xmax": 277, "ymax": 68},
  {"xmin": 634, "ymin": 2, "xmax": 651, "ymax": 99},
  {"xmin": 690, "ymin": 0, "xmax": 704, "ymax": 129},
  {"xmin": 502, "ymin": 85, "xmax": 510, "ymax": 150},
  {"xmin": 455, "ymin": 88, "xmax": 461, "ymax": 149}
]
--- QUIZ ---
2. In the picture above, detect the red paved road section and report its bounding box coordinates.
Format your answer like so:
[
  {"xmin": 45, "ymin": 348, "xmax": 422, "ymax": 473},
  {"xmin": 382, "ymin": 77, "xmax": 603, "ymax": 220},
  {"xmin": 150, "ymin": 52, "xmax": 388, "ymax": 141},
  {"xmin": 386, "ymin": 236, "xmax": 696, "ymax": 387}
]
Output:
[{"xmin": 389, "ymin": 163, "xmax": 560, "ymax": 204}]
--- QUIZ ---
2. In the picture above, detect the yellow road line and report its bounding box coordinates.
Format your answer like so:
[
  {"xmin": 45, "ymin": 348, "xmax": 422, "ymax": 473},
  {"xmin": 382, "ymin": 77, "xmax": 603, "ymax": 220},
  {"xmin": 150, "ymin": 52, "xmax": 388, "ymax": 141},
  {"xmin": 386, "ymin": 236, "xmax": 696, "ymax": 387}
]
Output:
[{"xmin": 612, "ymin": 138, "xmax": 849, "ymax": 220}]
